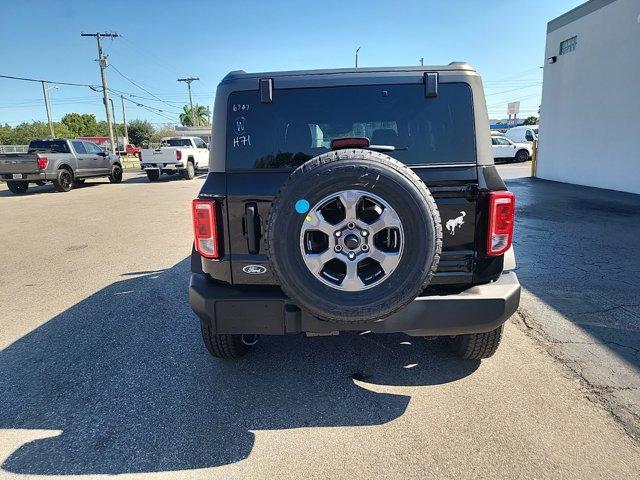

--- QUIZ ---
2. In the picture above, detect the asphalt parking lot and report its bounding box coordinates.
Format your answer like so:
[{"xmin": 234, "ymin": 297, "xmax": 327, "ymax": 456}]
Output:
[{"xmin": 1, "ymin": 169, "xmax": 639, "ymax": 479}]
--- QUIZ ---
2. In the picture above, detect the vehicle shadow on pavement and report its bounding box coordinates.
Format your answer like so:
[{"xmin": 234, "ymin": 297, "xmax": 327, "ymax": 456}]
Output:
[
  {"xmin": 0, "ymin": 258, "xmax": 479, "ymax": 475},
  {"xmin": 0, "ymin": 181, "xmax": 102, "ymax": 198},
  {"xmin": 508, "ymin": 178, "xmax": 640, "ymax": 371},
  {"xmin": 0, "ymin": 185, "xmax": 51, "ymax": 197},
  {"xmin": 121, "ymin": 173, "xmax": 207, "ymax": 184}
]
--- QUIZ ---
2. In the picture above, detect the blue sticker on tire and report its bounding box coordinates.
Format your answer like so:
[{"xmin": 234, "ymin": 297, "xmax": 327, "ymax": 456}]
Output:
[{"xmin": 295, "ymin": 199, "xmax": 310, "ymax": 214}]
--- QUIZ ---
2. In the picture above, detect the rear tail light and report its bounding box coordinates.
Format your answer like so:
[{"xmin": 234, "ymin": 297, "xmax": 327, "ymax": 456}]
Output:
[
  {"xmin": 37, "ymin": 155, "xmax": 48, "ymax": 170},
  {"xmin": 487, "ymin": 191, "xmax": 515, "ymax": 256},
  {"xmin": 176, "ymin": 150, "xmax": 182, "ymax": 161},
  {"xmin": 192, "ymin": 199, "xmax": 220, "ymax": 259}
]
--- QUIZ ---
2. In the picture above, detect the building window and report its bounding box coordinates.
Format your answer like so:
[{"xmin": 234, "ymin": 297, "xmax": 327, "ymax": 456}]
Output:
[{"xmin": 559, "ymin": 36, "xmax": 577, "ymax": 55}]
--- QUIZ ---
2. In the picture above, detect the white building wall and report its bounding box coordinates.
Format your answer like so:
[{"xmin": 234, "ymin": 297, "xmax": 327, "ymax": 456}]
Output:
[{"xmin": 538, "ymin": 0, "xmax": 640, "ymax": 194}]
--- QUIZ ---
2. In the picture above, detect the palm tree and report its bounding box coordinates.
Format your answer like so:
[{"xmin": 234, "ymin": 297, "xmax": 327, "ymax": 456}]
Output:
[{"xmin": 179, "ymin": 104, "xmax": 211, "ymax": 127}]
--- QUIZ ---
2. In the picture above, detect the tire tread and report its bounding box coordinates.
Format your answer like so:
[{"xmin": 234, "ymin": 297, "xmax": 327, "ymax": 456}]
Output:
[
  {"xmin": 450, "ymin": 325, "xmax": 503, "ymax": 359},
  {"xmin": 200, "ymin": 318, "xmax": 252, "ymax": 359}
]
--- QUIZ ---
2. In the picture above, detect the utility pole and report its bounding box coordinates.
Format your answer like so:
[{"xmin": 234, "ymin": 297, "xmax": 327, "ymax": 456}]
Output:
[
  {"xmin": 81, "ymin": 31, "xmax": 118, "ymax": 154},
  {"xmin": 420, "ymin": 57, "xmax": 424, "ymax": 66},
  {"xmin": 355, "ymin": 47, "xmax": 361, "ymax": 68},
  {"xmin": 41, "ymin": 81, "xmax": 55, "ymax": 138},
  {"xmin": 121, "ymin": 95, "xmax": 129, "ymax": 144},
  {"xmin": 178, "ymin": 77, "xmax": 199, "ymax": 126}
]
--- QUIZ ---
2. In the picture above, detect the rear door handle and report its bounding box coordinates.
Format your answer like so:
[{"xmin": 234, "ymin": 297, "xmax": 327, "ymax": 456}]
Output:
[{"xmin": 244, "ymin": 202, "xmax": 261, "ymax": 254}]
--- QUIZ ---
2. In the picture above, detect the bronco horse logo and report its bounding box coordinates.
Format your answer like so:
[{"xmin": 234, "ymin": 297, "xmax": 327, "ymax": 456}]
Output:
[{"xmin": 446, "ymin": 211, "xmax": 466, "ymax": 235}]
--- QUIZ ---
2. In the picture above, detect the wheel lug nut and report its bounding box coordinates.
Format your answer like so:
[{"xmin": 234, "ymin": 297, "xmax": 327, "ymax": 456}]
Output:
[
  {"xmin": 361, "ymin": 230, "xmax": 368, "ymax": 237},
  {"xmin": 347, "ymin": 222, "xmax": 355, "ymax": 229},
  {"xmin": 334, "ymin": 231, "xmax": 342, "ymax": 237},
  {"xmin": 348, "ymin": 252, "xmax": 356, "ymax": 260},
  {"xmin": 361, "ymin": 244, "xmax": 369, "ymax": 252},
  {"xmin": 334, "ymin": 245, "xmax": 342, "ymax": 252}
]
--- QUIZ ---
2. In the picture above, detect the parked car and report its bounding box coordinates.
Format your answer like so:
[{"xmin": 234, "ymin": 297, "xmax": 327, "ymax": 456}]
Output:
[
  {"xmin": 504, "ymin": 125, "xmax": 538, "ymax": 144},
  {"xmin": 120, "ymin": 144, "xmax": 141, "ymax": 158},
  {"xmin": 491, "ymin": 136, "xmax": 531, "ymax": 162},
  {"xmin": 0, "ymin": 138, "xmax": 123, "ymax": 194},
  {"xmin": 140, "ymin": 136, "xmax": 208, "ymax": 182},
  {"xmin": 189, "ymin": 64, "xmax": 520, "ymax": 361}
]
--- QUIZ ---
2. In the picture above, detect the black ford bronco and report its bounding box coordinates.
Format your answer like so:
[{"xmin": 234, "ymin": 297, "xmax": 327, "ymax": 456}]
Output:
[{"xmin": 189, "ymin": 64, "xmax": 520, "ymax": 360}]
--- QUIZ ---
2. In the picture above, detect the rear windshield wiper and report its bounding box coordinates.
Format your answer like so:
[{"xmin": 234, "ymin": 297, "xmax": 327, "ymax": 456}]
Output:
[
  {"xmin": 330, "ymin": 137, "xmax": 407, "ymax": 153},
  {"xmin": 369, "ymin": 145, "xmax": 408, "ymax": 152}
]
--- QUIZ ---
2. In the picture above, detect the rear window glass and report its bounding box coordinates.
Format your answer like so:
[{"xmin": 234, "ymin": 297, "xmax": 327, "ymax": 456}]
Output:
[
  {"xmin": 28, "ymin": 140, "xmax": 70, "ymax": 154},
  {"xmin": 226, "ymin": 83, "xmax": 475, "ymax": 169},
  {"xmin": 162, "ymin": 138, "xmax": 191, "ymax": 147}
]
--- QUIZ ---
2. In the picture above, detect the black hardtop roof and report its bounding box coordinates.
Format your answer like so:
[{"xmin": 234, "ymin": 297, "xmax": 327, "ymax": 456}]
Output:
[{"xmin": 221, "ymin": 62, "xmax": 475, "ymax": 84}]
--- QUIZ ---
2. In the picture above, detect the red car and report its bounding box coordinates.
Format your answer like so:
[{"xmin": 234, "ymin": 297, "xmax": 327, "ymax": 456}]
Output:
[{"xmin": 123, "ymin": 144, "xmax": 141, "ymax": 158}]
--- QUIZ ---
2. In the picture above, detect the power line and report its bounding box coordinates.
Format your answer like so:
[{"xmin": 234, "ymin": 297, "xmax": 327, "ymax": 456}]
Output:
[
  {"xmin": 485, "ymin": 84, "xmax": 542, "ymax": 97},
  {"xmin": 109, "ymin": 88, "xmax": 181, "ymax": 115},
  {"xmin": 0, "ymin": 73, "xmax": 187, "ymax": 106},
  {"xmin": 486, "ymin": 92, "xmax": 542, "ymax": 109},
  {"xmin": 120, "ymin": 96, "xmax": 176, "ymax": 122},
  {"xmin": 118, "ymin": 35, "xmax": 183, "ymax": 77},
  {"xmin": 108, "ymin": 63, "xmax": 184, "ymax": 109},
  {"xmin": 0, "ymin": 72, "xmax": 181, "ymax": 123},
  {"xmin": 0, "ymin": 74, "xmax": 98, "ymax": 88},
  {"xmin": 485, "ymin": 67, "xmax": 542, "ymax": 83}
]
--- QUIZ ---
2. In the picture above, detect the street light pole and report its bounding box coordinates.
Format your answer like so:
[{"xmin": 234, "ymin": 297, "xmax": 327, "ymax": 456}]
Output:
[
  {"xmin": 355, "ymin": 47, "xmax": 361, "ymax": 68},
  {"xmin": 121, "ymin": 95, "xmax": 129, "ymax": 143},
  {"xmin": 109, "ymin": 98, "xmax": 118, "ymax": 152},
  {"xmin": 41, "ymin": 81, "xmax": 55, "ymax": 138}
]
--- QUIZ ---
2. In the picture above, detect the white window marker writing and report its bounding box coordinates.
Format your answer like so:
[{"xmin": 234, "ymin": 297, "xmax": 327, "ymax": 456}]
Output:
[{"xmin": 233, "ymin": 135, "xmax": 251, "ymax": 147}]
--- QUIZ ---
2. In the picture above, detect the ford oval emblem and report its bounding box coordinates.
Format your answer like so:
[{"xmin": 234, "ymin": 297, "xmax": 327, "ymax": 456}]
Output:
[{"xmin": 243, "ymin": 264, "xmax": 267, "ymax": 275}]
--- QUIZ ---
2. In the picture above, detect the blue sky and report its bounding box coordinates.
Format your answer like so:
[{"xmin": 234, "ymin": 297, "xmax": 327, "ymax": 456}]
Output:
[{"xmin": 0, "ymin": 0, "xmax": 583, "ymax": 126}]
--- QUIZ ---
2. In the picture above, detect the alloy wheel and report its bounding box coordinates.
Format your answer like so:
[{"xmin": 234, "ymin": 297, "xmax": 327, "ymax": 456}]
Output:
[{"xmin": 300, "ymin": 190, "xmax": 404, "ymax": 291}]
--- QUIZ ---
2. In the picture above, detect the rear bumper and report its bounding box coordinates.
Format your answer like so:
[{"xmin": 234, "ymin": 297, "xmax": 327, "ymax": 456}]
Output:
[
  {"xmin": 189, "ymin": 272, "xmax": 521, "ymax": 336},
  {"xmin": 142, "ymin": 163, "xmax": 184, "ymax": 171},
  {"xmin": 1, "ymin": 172, "xmax": 48, "ymax": 182}
]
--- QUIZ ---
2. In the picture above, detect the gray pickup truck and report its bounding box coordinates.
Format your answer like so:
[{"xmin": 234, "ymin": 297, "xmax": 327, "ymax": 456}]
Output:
[{"xmin": 0, "ymin": 139, "xmax": 123, "ymax": 194}]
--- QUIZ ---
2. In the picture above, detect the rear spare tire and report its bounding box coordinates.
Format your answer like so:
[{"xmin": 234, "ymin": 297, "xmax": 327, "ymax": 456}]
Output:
[
  {"xmin": 267, "ymin": 149, "xmax": 442, "ymax": 324},
  {"xmin": 146, "ymin": 170, "xmax": 160, "ymax": 182}
]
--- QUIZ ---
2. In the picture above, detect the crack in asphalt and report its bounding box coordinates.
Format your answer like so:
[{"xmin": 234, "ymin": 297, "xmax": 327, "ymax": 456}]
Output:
[{"xmin": 513, "ymin": 308, "xmax": 640, "ymax": 441}]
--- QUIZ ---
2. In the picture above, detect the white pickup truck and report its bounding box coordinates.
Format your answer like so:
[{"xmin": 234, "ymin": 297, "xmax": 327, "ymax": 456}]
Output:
[{"xmin": 140, "ymin": 136, "xmax": 209, "ymax": 181}]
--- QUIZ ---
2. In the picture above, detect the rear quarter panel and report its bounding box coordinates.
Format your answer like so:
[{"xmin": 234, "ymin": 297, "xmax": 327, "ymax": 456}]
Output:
[{"xmin": 48, "ymin": 151, "xmax": 79, "ymax": 173}]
